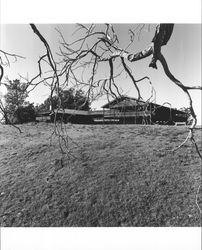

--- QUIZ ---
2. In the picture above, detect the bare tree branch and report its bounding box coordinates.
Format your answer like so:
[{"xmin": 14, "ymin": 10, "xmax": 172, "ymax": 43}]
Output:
[
  {"xmin": 0, "ymin": 64, "xmax": 4, "ymax": 83},
  {"xmin": 0, "ymin": 50, "xmax": 25, "ymax": 85},
  {"xmin": 121, "ymin": 57, "xmax": 142, "ymax": 99}
]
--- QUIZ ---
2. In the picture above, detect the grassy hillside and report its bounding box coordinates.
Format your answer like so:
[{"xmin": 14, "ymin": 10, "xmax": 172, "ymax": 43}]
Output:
[{"xmin": 0, "ymin": 123, "xmax": 201, "ymax": 226}]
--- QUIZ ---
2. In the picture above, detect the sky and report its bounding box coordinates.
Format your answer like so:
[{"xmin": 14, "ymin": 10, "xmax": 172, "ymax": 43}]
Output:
[{"xmin": 0, "ymin": 23, "xmax": 201, "ymax": 123}]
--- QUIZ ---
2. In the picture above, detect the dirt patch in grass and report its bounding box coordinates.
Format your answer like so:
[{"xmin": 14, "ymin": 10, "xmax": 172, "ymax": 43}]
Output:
[{"xmin": 0, "ymin": 123, "xmax": 201, "ymax": 226}]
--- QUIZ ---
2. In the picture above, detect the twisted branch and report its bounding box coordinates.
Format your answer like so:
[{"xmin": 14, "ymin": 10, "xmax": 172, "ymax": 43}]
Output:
[{"xmin": 158, "ymin": 52, "xmax": 201, "ymax": 158}]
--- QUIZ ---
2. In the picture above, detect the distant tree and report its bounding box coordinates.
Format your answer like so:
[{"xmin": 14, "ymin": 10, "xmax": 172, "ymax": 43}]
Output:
[
  {"xmin": 0, "ymin": 50, "xmax": 25, "ymax": 128},
  {"xmin": 36, "ymin": 95, "xmax": 58, "ymax": 112},
  {"xmin": 3, "ymin": 79, "xmax": 34, "ymax": 123},
  {"xmin": 4, "ymin": 79, "xmax": 28, "ymax": 112},
  {"xmin": 37, "ymin": 87, "xmax": 90, "ymax": 112}
]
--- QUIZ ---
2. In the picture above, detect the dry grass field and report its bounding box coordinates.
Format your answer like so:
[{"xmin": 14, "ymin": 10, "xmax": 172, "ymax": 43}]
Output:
[{"xmin": 0, "ymin": 122, "xmax": 201, "ymax": 226}]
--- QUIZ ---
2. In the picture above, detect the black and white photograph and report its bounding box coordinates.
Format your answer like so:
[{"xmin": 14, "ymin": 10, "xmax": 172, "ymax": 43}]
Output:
[{"xmin": 0, "ymin": 0, "xmax": 201, "ymax": 249}]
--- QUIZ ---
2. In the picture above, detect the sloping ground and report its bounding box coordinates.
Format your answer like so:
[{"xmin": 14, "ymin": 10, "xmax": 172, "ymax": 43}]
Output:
[{"xmin": 0, "ymin": 123, "xmax": 201, "ymax": 226}]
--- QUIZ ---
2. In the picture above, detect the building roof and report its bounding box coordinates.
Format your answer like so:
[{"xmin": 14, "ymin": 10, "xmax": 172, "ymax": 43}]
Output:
[
  {"xmin": 102, "ymin": 96, "xmax": 145, "ymax": 109},
  {"xmin": 101, "ymin": 96, "xmax": 187, "ymax": 115}
]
